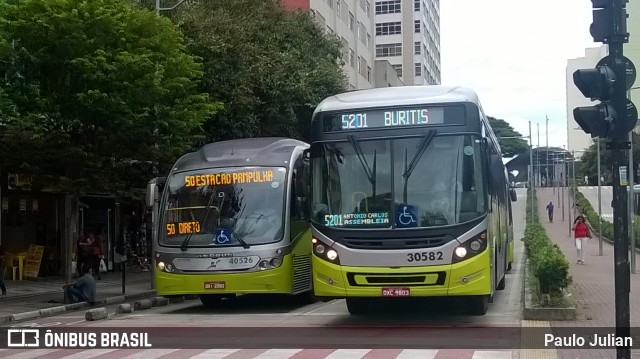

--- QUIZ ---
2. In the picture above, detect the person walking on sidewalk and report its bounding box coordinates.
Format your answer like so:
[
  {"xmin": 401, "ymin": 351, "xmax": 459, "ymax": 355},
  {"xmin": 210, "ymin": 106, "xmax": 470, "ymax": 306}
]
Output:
[
  {"xmin": 0, "ymin": 246, "xmax": 7, "ymax": 297},
  {"xmin": 546, "ymin": 201, "xmax": 554, "ymax": 222},
  {"xmin": 572, "ymin": 215, "xmax": 591, "ymax": 264}
]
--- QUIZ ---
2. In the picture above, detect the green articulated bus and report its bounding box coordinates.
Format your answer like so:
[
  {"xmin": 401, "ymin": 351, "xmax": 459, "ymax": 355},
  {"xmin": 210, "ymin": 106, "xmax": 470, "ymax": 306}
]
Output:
[
  {"xmin": 308, "ymin": 86, "xmax": 517, "ymax": 315},
  {"xmin": 146, "ymin": 138, "xmax": 313, "ymax": 308}
]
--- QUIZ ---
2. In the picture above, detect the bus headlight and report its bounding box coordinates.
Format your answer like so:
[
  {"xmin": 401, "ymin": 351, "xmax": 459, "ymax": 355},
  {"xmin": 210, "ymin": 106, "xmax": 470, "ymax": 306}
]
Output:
[
  {"xmin": 452, "ymin": 231, "xmax": 488, "ymax": 263},
  {"xmin": 454, "ymin": 247, "xmax": 467, "ymax": 258},
  {"xmin": 326, "ymin": 250, "xmax": 338, "ymax": 260},
  {"xmin": 270, "ymin": 257, "xmax": 283, "ymax": 268},
  {"xmin": 157, "ymin": 261, "xmax": 165, "ymax": 271},
  {"xmin": 312, "ymin": 237, "xmax": 340, "ymax": 264},
  {"xmin": 470, "ymin": 240, "xmax": 482, "ymax": 251}
]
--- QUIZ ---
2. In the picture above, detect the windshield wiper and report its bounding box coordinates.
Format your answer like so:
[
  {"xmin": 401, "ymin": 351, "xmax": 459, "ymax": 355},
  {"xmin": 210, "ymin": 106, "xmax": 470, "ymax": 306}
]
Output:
[
  {"xmin": 234, "ymin": 232, "xmax": 250, "ymax": 249},
  {"xmin": 402, "ymin": 130, "xmax": 437, "ymax": 203},
  {"xmin": 348, "ymin": 135, "xmax": 377, "ymax": 199},
  {"xmin": 180, "ymin": 188, "xmax": 219, "ymax": 251}
]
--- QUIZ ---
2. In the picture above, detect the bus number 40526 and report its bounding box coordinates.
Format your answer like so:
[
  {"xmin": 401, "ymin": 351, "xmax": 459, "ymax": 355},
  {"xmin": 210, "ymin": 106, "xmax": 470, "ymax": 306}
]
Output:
[{"xmin": 407, "ymin": 251, "xmax": 443, "ymax": 262}]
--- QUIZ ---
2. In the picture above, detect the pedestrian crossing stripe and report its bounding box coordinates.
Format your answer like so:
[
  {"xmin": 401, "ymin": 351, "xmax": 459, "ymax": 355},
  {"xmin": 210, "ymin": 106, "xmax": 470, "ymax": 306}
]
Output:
[{"xmin": 0, "ymin": 348, "xmax": 515, "ymax": 359}]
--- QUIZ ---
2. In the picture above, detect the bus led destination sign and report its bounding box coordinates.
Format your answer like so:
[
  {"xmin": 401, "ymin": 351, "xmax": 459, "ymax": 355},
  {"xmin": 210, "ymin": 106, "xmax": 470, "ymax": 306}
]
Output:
[{"xmin": 322, "ymin": 106, "xmax": 462, "ymax": 132}]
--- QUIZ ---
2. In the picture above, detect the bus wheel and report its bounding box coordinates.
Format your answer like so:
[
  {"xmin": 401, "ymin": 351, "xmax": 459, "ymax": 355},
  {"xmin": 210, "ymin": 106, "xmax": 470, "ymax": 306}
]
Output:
[
  {"xmin": 296, "ymin": 290, "xmax": 317, "ymax": 305},
  {"xmin": 496, "ymin": 274, "xmax": 506, "ymax": 290},
  {"xmin": 468, "ymin": 295, "xmax": 489, "ymax": 315},
  {"xmin": 507, "ymin": 262, "xmax": 512, "ymax": 271},
  {"xmin": 346, "ymin": 298, "xmax": 370, "ymax": 315},
  {"xmin": 199, "ymin": 294, "xmax": 223, "ymax": 308}
]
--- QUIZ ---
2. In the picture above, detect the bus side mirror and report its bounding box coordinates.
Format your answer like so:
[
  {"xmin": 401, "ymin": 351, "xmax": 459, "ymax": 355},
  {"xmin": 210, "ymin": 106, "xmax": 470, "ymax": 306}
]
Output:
[
  {"xmin": 146, "ymin": 177, "xmax": 166, "ymax": 208},
  {"xmin": 510, "ymin": 188, "xmax": 517, "ymax": 202}
]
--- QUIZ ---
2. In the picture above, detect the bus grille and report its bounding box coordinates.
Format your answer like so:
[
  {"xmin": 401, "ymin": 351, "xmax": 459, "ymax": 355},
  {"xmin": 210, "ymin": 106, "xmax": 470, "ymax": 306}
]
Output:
[
  {"xmin": 346, "ymin": 272, "xmax": 446, "ymax": 286},
  {"xmin": 292, "ymin": 254, "xmax": 312, "ymax": 294},
  {"xmin": 341, "ymin": 235, "xmax": 451, "ymax": 250}
]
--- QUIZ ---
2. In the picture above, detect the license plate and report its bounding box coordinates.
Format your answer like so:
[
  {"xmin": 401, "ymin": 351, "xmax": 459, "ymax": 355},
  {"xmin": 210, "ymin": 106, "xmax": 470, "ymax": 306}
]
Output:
[
  {"xmin": 381, "ymin": 287, "xmax": 410, "ymax": 297},
  {"xmin": 204, "ymin": 281, "xmax": 225, "ymax": 290}
]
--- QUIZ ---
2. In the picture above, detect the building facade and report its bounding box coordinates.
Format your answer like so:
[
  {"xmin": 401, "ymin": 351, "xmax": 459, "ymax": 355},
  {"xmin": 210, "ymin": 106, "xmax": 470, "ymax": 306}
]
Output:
[
  {"xmin": 373, "ymin": 0, "xmax": 441, "ymax": 85},
  {"xmin": 282, "ymin": 0, "xmax": 378, "ymax": 90}
]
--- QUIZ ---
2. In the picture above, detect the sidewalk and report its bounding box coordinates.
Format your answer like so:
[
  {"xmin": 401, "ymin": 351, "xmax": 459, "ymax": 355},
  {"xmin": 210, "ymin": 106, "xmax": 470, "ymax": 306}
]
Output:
[
  {"xmin": 536, "ymin": 187, "xmax": 640, "ymax": 358},
  {"xmin": 0, "ymin": 269, "xmax": 155, "ymax": 319}
]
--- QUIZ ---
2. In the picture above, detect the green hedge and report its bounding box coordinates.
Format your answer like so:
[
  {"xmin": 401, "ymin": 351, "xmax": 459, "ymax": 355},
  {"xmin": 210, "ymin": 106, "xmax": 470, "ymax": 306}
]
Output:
[
  {"xmin": 523, "ymin": 187, "xmax": 572, "ymax": 296},
  {"xmin": 573, "ymin": 190, "xmax": 640, "ymax": 247}
]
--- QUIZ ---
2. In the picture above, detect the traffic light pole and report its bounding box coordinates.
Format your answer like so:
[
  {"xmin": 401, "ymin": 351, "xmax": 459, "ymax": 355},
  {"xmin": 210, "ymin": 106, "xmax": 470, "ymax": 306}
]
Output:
[{"xmin": 609, "ymin": 36, "xmax": 631, "ymax": 358}]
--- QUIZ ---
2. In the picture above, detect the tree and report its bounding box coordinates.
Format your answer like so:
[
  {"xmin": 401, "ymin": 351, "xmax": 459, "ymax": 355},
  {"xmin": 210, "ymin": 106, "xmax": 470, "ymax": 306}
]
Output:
[
  {"xmin": 488, "ymin": 116, "xmax": 529, "ymax": 158},
  {"xmin": 171, "ymin": 0, "xmax": 347, "ymax": 143},
  {"xmin": 0, "ymin": 0, "xmax": 219, "ymax": 197},
  {"xmin": 578, "ymin": 135, "xmax": 640, "ymax": 185}
]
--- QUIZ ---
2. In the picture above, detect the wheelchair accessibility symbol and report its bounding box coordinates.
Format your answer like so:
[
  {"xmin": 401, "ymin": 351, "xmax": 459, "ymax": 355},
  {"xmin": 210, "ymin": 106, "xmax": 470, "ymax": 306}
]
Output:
[
  {"xmin": 215, "ymin": 229, "xmax": 232, "ymax": 244},
  {"xmin": 396, "ymin": 205, "xmax": 418, "ymax": 228}
]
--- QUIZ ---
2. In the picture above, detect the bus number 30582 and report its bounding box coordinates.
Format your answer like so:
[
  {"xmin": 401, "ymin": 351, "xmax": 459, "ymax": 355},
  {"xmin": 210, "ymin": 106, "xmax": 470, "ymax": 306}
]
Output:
[{"xmin": 407, "ymin": 251, "xmax": 443, "ymax": 262}]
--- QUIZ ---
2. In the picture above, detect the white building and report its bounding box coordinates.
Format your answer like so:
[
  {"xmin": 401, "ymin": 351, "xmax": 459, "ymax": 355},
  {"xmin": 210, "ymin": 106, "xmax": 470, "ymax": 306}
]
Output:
[
  {"xmin": 373, "ymin": 0, "xmax": 441, "ymax": 85},
  {"xmin": 283, "ymin": 0, "xmax": 378, "ymax": 90}
]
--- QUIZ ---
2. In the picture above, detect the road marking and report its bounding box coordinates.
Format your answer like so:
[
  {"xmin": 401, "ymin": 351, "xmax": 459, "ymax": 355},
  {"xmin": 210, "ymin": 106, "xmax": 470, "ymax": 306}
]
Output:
[
  {"xmin": 63, "ymin": 349, "xmax": 118, "ymax": 359},
  {"xmin": 253, "ymin": 349, "xmax": 304, "ymax": 358},
  {"xmin": 471, "ymin": 351, "xmax": 513, "ymax": 359},
  {"xmin": 395, "ymin": 349, "xmax": 439, "ymax": 359},
  {"xmin": 190, "ymin": 349, "xmax": 242, "ymax": 358},
  {"xmin": 3, "ymin": 349, "xmax": 60, "ymax": 359},
  {"xmin": 325, "ymin": 349, "xmax": 371, "ymax": 359}
]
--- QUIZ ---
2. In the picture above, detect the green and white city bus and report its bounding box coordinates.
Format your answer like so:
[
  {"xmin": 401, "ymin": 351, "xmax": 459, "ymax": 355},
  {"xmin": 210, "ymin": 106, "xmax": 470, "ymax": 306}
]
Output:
[
  {"xmin": 308, "ymin": 86, "xmax": 517, "ymax": 315},
  {"xmin": 146, "ymin": 138, "xmax": 313, "ymax": 307}
]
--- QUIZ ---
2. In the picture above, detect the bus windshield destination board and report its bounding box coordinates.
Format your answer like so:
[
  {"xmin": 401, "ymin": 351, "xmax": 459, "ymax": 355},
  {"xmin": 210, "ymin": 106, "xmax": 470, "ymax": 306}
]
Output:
[{"xmin": 322, "ymin": 105, "xmax": 465, "ymax": 132}]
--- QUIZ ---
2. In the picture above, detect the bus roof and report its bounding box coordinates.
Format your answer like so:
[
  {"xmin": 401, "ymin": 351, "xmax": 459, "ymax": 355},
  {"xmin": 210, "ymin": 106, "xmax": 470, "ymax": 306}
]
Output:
[
  {"xmin": 172, "ymin": 137, "xmax": 308, "ymax": 171},
  {"xmin": 313, "ymin": 86, "xmax": 481, "ymax": 114}
]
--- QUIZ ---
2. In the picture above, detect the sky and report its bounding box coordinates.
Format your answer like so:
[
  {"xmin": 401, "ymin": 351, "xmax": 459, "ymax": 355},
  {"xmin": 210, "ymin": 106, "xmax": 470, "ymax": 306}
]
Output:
[{"xmin": 440, "ymin": 0, "xmax": 599, "ymax": 150}]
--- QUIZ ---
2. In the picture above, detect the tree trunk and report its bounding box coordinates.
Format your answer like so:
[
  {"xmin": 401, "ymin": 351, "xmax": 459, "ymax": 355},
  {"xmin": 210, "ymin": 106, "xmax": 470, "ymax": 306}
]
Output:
[{"xmin": 63, "ymin": 194, "xmax": 79, "ymax": 283}]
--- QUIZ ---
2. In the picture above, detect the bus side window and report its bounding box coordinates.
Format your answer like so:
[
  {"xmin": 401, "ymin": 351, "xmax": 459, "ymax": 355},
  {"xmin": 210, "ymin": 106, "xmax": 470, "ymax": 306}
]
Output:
[{"xmin": 292, "ymin": 154, "xmax": 309, "ymax": 220}]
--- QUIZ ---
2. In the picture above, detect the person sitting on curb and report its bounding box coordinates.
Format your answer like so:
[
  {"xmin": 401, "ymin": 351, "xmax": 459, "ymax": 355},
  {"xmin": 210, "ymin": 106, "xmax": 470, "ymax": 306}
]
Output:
[{"xmin": 63, "ymin": 264, "xmax": 96, "ymax": 305}]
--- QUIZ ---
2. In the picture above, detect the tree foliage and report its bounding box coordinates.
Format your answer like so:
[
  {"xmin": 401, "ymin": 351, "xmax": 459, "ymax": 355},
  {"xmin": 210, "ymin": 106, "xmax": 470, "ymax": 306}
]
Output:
[
  {"xmin": 578, "ymin": 134, "xmax": 640, "ymax": 185},
  {"xmin": 488, "ymin": 116, "xmax": 528, "ymax": 157},
  {"xmin": 171, "ymin": 0, "xmax": 347, "ymax": 143},
  {"xmin": 0, "ymin": 0, "xmax": 218, "ymax": 197}
]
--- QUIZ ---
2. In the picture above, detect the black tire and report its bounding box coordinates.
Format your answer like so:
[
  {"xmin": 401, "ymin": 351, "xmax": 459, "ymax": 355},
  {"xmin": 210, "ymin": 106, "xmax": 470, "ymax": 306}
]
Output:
[
  {"xmin": 295, "ymin": 289, "xmax": 317, "ymax": 305},
  {"xmin": 507, "ymin": 262, "xmax": 512, "ymax": 271},
  {"xmin": 496, "ymin": 274, "xmax": 506, "ymax": 290},
  {"xmin": 346, "ymin": 298, "xmax": 370, "ymax": 315},
  {"xmin": 468, "ymin": 295, "xmax": 489, "ymax": 315},
  {"xmin": 199, "ymin": 294, "xmax": 223, "ymax": 308}
]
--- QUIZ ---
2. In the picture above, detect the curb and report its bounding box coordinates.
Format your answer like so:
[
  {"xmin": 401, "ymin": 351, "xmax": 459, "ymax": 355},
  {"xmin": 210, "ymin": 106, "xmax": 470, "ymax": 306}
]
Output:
[
  {"xmin": 0, "ymin": 289, "xmax": 157, "ymax": 324},
  {"xmin": 522, "ymin": 258, "xmax": 576, "ymax": 321}
]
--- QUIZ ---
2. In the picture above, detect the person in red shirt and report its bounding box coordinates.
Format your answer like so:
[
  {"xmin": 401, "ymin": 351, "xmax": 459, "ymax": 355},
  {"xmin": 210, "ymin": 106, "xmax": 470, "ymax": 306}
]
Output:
[{"xmin": 572, "ymin": 215, "xmax": 591, "ymax": 264}]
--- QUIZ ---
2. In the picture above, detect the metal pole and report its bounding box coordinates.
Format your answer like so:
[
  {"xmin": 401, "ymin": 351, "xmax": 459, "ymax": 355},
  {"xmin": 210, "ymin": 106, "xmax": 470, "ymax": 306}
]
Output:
[
  {"xmin": 529, "ymin": 121, "xmax": 533, "ymax": 223},
  {"xmin": 598, "ymin": 138, "xmax": 603, "ymax": 256},
  {"xmin": 561, "ymin": 161, "xmax": 565, "ymax": 222},
  {"xmin": 156, "ymin": 0, "xmax": 160, "ymax": 15},
  {"xmin": 537, "ymin": 123, "xmax": 540, "ymax": 187},
  {"xmin": 546, "ymin": 116, "xmax": 549, "ymax": 187},
  {"xmin": 627, "ymin": 131, "xmax": 636, "ymax": 273},
  {"xmin": 573, "ymin": 151, "xmax": 577, "ymax": 219}
]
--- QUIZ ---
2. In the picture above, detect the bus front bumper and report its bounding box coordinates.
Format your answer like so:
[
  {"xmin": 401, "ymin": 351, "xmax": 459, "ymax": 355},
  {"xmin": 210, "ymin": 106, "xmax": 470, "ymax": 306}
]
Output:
[
  {"xmin": 155, "ymin": 262, "xmax": 293, "ymax": 296},
  {"xmin": 312, "ymin": 251, "xmax": 491, "ymax": 298}
]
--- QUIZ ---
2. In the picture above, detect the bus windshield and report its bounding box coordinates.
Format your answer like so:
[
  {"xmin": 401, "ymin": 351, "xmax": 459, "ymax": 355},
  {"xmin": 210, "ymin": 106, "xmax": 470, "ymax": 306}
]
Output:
[
  {"xmin": 160, "ymin": 166, "xmax": 287, "ymax": 248},
  {"xmin": 312, "ymin": 135, "xmax": 486, "ymax": 228}
]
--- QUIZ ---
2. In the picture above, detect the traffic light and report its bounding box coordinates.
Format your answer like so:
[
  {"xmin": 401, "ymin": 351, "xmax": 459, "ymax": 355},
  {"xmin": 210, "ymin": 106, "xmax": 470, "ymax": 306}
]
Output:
[
  {"xmin": 573, "ymin": 0, "xmax": 637, "ymax": 140},
  {"xmin": 572, "ymin": 58, "xmax": 617, "ymax": 138},
  {"xmin": 590, "ymin": 0, "xmax": 621, "ymax": 43}
]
